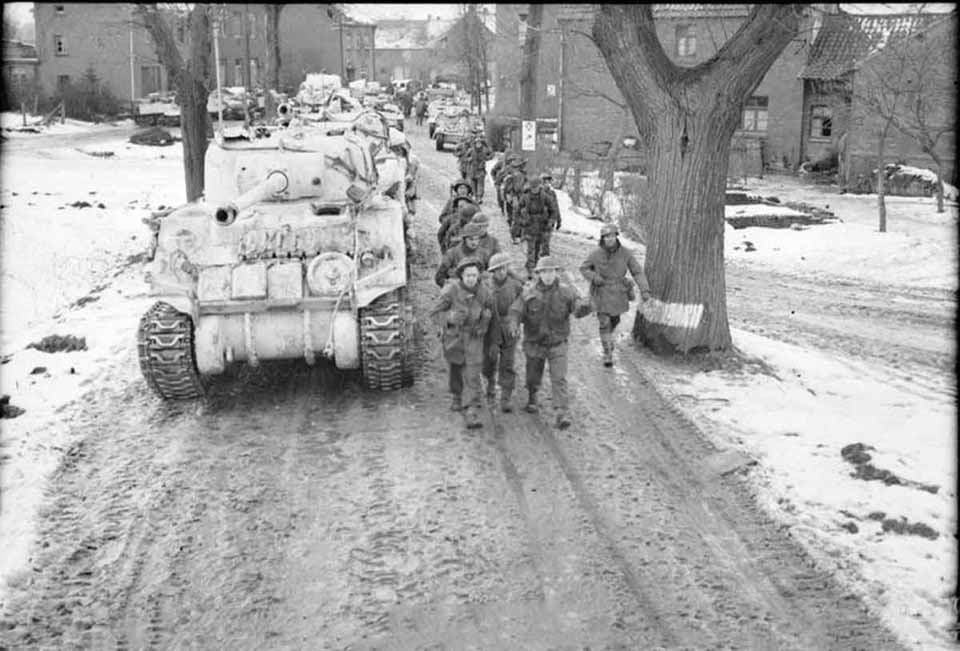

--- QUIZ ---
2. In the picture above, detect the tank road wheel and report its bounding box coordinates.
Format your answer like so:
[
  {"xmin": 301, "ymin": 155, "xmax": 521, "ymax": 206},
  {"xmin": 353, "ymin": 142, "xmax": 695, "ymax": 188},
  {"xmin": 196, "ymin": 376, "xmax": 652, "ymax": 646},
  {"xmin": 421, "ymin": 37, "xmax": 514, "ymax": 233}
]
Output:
[
  {"xmin": 359, "ymin": 289, "xmax": 416, "ymax": 391},
  {"xmin": 137, "ymin": 301, "xmax": 204, "ymax": 400}
]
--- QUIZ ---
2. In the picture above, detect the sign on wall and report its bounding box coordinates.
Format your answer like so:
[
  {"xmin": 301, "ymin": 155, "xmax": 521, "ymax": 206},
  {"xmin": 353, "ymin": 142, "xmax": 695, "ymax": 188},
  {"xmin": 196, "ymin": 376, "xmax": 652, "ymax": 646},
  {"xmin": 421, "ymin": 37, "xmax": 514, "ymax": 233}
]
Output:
[
  {"xmin": 546, "ymin": 84, "xmax": 556, "ymax": 97},
  {"xmin": 521, "ymin": 120, "xmax": 536, "ymax": 151}
]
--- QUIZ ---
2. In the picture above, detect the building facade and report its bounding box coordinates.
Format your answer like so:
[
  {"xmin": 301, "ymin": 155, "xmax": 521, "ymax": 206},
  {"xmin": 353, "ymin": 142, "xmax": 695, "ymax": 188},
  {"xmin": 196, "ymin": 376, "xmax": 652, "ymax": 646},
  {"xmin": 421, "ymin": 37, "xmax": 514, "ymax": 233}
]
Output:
[
  {"xmin": 2, "ymin": 39, "xmax": 40, "ymax": 107},
  {"xmin": 33, "ymin": 3, "xmax": 172, "ymax": 104}
]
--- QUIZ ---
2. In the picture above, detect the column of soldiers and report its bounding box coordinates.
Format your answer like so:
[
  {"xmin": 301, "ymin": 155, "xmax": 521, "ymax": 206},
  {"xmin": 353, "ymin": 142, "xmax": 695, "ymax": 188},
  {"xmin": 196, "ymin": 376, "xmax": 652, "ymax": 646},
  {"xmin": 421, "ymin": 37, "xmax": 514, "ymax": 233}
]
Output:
[{"xmin": 432, "ymin": 142, "xmax": 651, "ymax": 430}]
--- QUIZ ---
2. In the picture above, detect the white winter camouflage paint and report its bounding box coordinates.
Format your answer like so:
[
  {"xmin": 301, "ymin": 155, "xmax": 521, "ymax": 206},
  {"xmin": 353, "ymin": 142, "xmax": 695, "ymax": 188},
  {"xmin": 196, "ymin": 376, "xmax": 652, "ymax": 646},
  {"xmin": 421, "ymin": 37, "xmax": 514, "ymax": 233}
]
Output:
[{"xmin": 642, "ymin": 297, "xmax": 704, "ymax": 330}]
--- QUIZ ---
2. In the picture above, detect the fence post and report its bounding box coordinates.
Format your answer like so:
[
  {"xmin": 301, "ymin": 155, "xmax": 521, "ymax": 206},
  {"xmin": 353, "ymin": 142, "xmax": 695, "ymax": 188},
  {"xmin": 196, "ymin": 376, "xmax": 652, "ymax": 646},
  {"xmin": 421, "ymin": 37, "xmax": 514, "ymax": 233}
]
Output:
[
  {"xmin": 21, "ymin": 101, "xmax": 27, "ymax": 127},
  {"xmin": 61, "ymin": 101, "xmax": 66, "ymax": 124}
]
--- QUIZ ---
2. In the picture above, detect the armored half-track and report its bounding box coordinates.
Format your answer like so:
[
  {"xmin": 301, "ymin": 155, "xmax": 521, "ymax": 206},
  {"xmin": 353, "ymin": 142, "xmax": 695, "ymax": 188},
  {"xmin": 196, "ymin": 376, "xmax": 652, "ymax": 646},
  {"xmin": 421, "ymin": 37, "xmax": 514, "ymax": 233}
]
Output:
[{"xmin": 138, "ymin": 116, "xmax": 416, "ymax": 399}]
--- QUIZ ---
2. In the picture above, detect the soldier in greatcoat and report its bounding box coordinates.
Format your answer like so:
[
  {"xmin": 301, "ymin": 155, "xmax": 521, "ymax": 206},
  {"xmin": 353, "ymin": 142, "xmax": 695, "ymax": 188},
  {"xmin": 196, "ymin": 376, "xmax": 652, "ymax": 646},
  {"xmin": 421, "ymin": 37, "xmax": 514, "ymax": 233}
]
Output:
[
  {"xmin": 482, "ymin": 253, "xmax": 524, "ymax": 413},
  {"xmin": 579, "ymin": 223, "xmax": 651, "ymax": 366},
  {"xmin": 429, "ymin": 257, "xmax": 497, "ymax": 429}
]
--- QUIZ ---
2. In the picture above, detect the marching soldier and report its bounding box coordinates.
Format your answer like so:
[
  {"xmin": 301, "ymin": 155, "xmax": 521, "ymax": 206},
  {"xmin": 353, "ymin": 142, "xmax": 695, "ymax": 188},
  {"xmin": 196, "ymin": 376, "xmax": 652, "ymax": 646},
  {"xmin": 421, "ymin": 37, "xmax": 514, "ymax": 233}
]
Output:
[
  {"xmin": 482, "ymin": 252, "xmax": 524, "ymax": 412},
  {"xmin": 435, "ymin": 221, "xmax": 488, "ymax": 287},
  {"xmin": 502, "ymin": 158, "xmax": 528, "ymax": 242},
  {"xmin": 517, "ymin": 175, "xmax": 560, "ymax": 277},
  {"xmin": 579, "ymin": 223, "xmax": 651, "ymax": 367},
  {"xmin": 438, "ymin": 200, "xmax": 479, "ymax": 253},
  {"xmin": 470, "ymin": 212, "xmax": 501, "ymax": 263},
  {"xmin": 465, "ymin": 129, "xmax": 493, "ymax": 201},
  {"xmin": 430, "ymin": 256, "xmax": 497, "ymax": 429},
  {"xmin": 437, "ymin": 179, "xmax": 475, "ymax": 225},
  {"xmin": 507, "ymin": 256, "xmax": 592, "ymax": 429}
]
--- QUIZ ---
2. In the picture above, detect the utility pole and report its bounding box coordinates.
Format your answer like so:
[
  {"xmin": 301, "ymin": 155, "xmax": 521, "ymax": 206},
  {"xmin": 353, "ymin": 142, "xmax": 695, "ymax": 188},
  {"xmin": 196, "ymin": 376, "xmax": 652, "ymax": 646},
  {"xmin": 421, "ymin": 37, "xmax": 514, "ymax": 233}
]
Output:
[
  {"xmin": 338, "ymin": 12, "xmax": 345, "ymax": 79},
  {"xmin": 518, "ymin": 4, "xmax": 543, "ymax": 158}
]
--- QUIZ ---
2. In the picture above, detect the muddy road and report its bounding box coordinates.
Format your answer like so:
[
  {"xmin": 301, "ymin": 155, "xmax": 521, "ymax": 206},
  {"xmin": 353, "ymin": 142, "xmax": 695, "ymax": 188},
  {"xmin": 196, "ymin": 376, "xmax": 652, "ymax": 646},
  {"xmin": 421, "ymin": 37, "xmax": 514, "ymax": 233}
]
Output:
[{"xmin": 0, "ymin": 124, "xmax": 906, "ymax": 649}]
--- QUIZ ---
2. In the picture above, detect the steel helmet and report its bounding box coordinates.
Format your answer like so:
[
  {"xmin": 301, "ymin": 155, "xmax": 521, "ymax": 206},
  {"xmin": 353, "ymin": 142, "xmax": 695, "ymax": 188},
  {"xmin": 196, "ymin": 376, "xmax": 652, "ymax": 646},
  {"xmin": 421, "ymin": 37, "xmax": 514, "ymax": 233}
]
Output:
[
  {"xmin": 470, "ymin": 213, "xmax": 490, "ymax": 229},
  {"xmin": 487, "ymin": 252, "xmax": 512, "ymax": 272},
  {"xmin": 460, "ymin": 222, "xmax": 485, "ymax": 239},
  {"xmin": 458, "ymin": 202, "xmax": 480, "ymax": 220},
  {"xmin": 534, "ymin": 256, "xmax": 561, "ymax": 272},
  {"xmin": 456, "ymin": 256, "xmax": 482, "ymax": 275},
  {"xmin": 451, "ymin": 179, "xmax": 474, "ymax": 195},
  {"xmin": 600, "ymin": 223, "xmax": 619, "ymax": 237},
  {"xmin": 540, "ymin": 172, "xmax": 553, "ymax": 181}
]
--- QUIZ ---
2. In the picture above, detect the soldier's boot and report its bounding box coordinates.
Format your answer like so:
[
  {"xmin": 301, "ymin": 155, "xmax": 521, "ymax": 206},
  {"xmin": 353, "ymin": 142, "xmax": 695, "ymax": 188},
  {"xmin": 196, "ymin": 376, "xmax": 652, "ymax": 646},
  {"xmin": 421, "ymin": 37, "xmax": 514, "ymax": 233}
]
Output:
[
  {"xmin": 500, "ymin": 393, "xmax": 513, "ymax": 413},
  {"xmin": 450, "ymin": 394, "xmax": 463, "ymax": 412},
  {"xmin": 465, "ymin": 407, "xmax": 483, "ymax": 429},
  {"xmin": 524, "ymin": 388, "xmax": 539, "ymax": 413},
  {"xmin": 555, "ymin": 411, "xmax": 572, "ymax": 430},
  {"xmin": 600, "ymin": 333, "xmax": 614, "ymax": 367}
]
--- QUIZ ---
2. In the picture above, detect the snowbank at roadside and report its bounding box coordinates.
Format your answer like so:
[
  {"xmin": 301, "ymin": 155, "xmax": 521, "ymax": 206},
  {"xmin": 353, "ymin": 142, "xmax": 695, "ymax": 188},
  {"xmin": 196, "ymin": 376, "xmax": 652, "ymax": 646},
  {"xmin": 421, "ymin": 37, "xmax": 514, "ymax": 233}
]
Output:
[
  {"xmin": 1, "ymin": 111, "xmax": 134, "ymax": 137},
  {"xmin": 552, "ymin": 181, "xmax": 956, "ymax": 649}
]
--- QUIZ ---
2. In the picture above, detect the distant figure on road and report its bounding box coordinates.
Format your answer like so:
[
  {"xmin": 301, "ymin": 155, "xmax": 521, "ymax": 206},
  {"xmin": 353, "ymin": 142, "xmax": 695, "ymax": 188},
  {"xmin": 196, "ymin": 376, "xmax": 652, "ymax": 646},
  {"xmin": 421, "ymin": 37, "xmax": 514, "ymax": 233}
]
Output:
[
  {"xmin": 430, "ymin": 257, "xmax": 497, "ymax": 428},
  {"xmin": 579, "ymin": 223, "xmax": 651, "ymax": 367},
  {"xmin": 507, "ymin": 255, "xmax": 592, "ymax": 429},
  {"xmin": 415, "ymin": 96, "xmax": 428, "ymax": 127}
]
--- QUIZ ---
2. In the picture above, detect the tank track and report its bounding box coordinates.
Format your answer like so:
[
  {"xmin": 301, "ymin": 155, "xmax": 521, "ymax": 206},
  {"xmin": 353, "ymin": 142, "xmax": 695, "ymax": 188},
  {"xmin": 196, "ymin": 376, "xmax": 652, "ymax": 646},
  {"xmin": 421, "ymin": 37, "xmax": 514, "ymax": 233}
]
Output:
[
  {"xmin": 137, "ymin": 301, "xmax": 204, "ymax": 400},
  {"xmin": 359, "ymin": 289, "xmax": 416, "ymax": 391}
]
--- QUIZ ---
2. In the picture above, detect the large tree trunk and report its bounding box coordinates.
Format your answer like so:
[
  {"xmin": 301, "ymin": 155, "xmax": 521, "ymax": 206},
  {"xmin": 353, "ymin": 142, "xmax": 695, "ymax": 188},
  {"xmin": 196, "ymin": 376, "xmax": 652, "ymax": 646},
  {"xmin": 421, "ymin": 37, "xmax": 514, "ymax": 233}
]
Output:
[
  {"xmin": 136, "ymin": 4, "xmax": 212, "ymax": 202},
  {"xmin": 593, "ymin": 5, "xmax": 801, "ymax": 352}
]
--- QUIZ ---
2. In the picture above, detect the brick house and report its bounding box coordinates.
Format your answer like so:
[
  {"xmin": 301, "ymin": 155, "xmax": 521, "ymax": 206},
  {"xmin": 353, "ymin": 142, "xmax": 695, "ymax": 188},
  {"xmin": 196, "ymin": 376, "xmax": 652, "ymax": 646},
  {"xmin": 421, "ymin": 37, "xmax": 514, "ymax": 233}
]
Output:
[
  {"xmin": 33, "ymin": 3, "xmax": 172, "ymax": 104},
  {"xmin": 32, "ymin": 4, "xmax": 373, "ymax": 105},
  {"xmin": 549, "ymin": 4, "xmax": 823, "ymax": 172},
  {"xmin": 372, "ymin": 19, "xmax": 449, "ymax": 87},
  {"xmin": 2, "ymin": 39, "xmax": 40, "ymax": 107},
  {"xmin": 800, "ymin": 9, "xmax": 957, "ymax": 183}
]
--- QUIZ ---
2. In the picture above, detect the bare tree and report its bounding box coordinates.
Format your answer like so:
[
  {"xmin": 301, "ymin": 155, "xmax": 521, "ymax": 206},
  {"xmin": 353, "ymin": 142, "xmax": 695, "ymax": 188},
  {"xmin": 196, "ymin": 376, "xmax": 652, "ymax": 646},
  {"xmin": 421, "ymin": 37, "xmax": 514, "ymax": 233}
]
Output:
[
  {"xmin": 856, "ymin": 12, "xmax": 955, "ymax": 214},
  {"xmin": 590, "ymin": 5, "xmax": 803, "ymax": 353},
  {"xmin": 133, "ymin": 3, "xmax": 213, "ymax": 202}
]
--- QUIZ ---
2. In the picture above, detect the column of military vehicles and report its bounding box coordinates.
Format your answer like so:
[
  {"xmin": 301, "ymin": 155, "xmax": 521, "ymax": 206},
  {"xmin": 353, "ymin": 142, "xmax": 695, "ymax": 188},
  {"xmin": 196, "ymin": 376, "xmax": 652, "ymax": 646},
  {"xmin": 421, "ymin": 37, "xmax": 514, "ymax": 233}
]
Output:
[{"xmin": 138, "ymin": 73, "xmax": 418, "ymax": 399}]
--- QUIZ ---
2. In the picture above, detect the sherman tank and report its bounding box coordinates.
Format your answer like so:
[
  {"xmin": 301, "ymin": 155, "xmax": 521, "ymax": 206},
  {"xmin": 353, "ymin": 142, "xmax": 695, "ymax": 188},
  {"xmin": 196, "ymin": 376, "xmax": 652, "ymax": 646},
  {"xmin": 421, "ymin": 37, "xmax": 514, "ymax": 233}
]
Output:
[{"xmin": 138, "ymin": 117, "xmax": 416, "ymax": 399}]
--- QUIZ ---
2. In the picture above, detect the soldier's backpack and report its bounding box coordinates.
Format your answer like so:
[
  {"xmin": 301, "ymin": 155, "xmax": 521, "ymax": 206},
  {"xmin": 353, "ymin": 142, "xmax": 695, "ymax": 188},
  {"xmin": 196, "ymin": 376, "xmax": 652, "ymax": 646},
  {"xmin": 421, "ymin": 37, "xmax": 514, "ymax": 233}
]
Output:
[{"xmin": 525, "ymin": 187, "xmax": 547, "ymax": 219}]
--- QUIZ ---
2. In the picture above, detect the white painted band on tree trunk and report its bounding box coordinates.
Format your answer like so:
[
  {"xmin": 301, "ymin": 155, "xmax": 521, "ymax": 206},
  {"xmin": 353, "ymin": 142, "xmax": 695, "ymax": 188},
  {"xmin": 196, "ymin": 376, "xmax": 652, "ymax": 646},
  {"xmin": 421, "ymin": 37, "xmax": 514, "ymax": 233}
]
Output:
[{"xmin": 641, "ymin": 298, "xmax": 704, "ymax": 330}]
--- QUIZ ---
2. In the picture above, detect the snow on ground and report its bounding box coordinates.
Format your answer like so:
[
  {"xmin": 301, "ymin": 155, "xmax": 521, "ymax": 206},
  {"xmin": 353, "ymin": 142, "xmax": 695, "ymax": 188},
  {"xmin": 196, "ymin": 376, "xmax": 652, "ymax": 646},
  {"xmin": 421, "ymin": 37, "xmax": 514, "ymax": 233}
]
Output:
[
  {"xmin": 1, "ymin": 123, "xmax": 184, "ymax": 593},
  {"xmin": 1, "ymin": 111, "xmax": 134, "ymax": 137},
  {"xmin": 555, "ymin": 178, "xmax": 957, "ymax": 649},
  {"xmin": 1, "ymin": 125, "xmax": 956, "ymax": 648}
]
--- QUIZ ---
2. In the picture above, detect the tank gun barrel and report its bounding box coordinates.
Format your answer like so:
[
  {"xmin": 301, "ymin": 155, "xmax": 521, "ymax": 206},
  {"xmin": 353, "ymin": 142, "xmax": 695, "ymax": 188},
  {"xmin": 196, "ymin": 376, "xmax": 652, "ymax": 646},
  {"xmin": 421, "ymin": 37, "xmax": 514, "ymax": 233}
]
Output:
[{"xmin": 214, "ymin": 170, "xmax": 288, "ymax": 225}]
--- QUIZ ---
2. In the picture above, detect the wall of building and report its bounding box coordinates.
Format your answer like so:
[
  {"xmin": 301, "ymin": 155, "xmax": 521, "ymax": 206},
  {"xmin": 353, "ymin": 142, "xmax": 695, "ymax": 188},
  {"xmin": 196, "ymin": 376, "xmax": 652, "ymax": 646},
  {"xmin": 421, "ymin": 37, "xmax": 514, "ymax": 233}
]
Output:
[
  {"xmin": 277, "ymin": 5, "xmax": 342, "ymax": 93},
  {"xmin": 493, "ymin": 4, "xmax": 561, "ymax": 119},
  {"xmin": 558, "ymin": 9, "xmax": 817, "ymax": 168},
  {"xmin": 845, "ymin": 17, "xmax": 957, "ymax": 183},
  {"xmin": 33, "ymin": 3, "xmax": 168, "ymax": 103}
]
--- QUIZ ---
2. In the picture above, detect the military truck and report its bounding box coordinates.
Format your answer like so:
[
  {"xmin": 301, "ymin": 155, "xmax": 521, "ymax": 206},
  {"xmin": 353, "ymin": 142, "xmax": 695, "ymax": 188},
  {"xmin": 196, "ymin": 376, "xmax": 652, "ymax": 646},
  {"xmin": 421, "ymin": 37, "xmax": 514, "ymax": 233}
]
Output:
[{"xmin": 138, "ymin": 118, "xmax": 416, "ymax": 399}]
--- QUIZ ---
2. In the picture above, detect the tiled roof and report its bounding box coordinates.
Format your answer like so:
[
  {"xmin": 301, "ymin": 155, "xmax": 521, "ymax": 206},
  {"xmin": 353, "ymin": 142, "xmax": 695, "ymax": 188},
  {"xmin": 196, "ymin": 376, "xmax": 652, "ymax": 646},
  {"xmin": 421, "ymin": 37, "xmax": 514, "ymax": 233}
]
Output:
[
  {"xmin": 801, "ymin": 11, "xmax": 941, "ymax": 79},
  {"xmin": 558, "ymin": 4, "xmax": 751, "ymax": 22}
]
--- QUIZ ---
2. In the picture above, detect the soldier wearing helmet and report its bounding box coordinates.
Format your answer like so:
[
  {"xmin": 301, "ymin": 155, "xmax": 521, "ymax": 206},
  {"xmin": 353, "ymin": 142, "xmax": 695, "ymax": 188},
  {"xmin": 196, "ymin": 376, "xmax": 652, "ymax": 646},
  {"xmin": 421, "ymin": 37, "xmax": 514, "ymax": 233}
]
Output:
[
  {"xmin": 462, "ymin": 130, "xmax": 493, "ymax": 202},
  {"xmin": 507, "ymin": 256, "xmax": 592, "ymax": 429},
  {"xmin": 579, "ymin": 223, "xmax": 651, "ymax": 367},
  {"xmin": 435, "ymin": 221, "xmax": 487, "ymax": 287},
  {"xmin": 501, "ymin": 157, "xmax": 528, "ymax": 239},
  {"xmin": 468, "ymin": 212, "xmax": 502, "ymax": 263},
  {"xmin": 437, "ymin": 199, "xmax": 479, "ymax": 253},
  {"xmin": 429, "ymin": 256, "xmax": 497, "ymax": 428},
  {"xmin": 517, "ymin": 175, "xmax": 561, "ymax": 277},
  {"xmin": 482, "ymin": 252, "xmax": 524, "ymax": 412}
]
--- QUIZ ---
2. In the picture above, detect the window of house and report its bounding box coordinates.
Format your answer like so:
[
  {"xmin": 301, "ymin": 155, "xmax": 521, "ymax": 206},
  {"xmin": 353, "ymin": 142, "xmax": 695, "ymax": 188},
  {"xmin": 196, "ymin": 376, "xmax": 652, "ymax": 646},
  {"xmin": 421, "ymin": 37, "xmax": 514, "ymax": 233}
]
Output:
[
  {"xmin": 742, "ymin": 96, "xmax": 769, "ymax": 132},
  {"xmin": 54, "ymin": 34, "xmax": 67, "ymax": 56},
  {"xmin": 234, "ymin": 59, "xmax": 244, "ymax": 85},
  {"xmin": 810, "ymin": 105, "xmax": 832, "ymax": 138},
  {"xmin": 57, "ymin": 74, "xmax": 70, "ymax": 90},
  {"xmin": 249, "ymin": 59, "xmax": 259, "ymax": 87},
  {"xmin": 676, "ymin": 25, "xmax": 696, "ymax": 56},
  {"xmin": 55, "ymin": 5, "xmax": 64, "ymax": 13}
]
